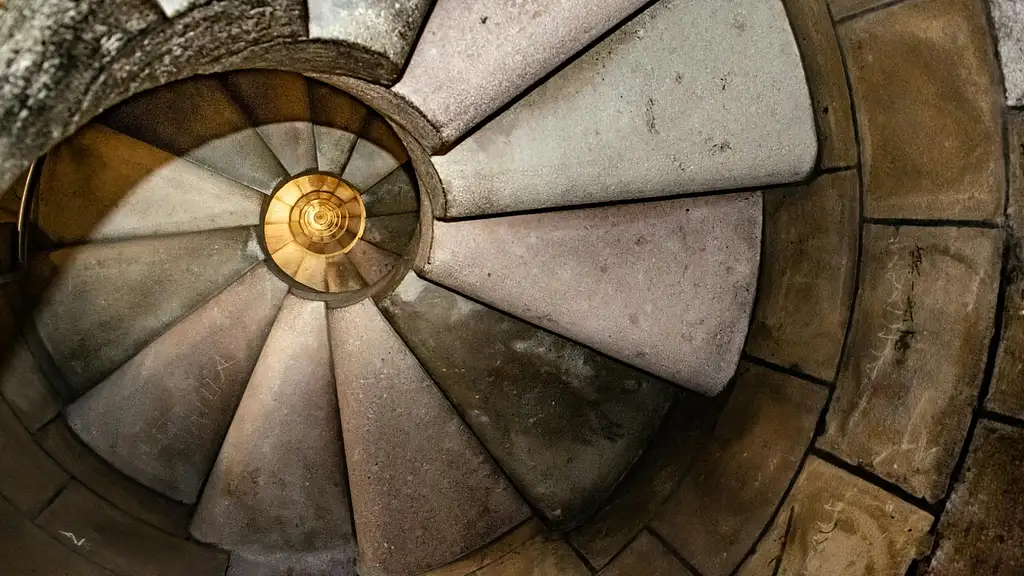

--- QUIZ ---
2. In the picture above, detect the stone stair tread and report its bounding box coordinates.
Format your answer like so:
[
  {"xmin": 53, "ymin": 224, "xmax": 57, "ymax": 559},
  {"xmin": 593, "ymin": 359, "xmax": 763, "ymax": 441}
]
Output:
[
  {"xmin": 329, "ymin": 299, "xmax": 530, "ymax": 576},
  {"xmin": 341, "ymin": 138, "xmax": 400, "ymax": 191},
  {"xmin": 346, "ymin": 240, "xmax": 402, "ymax": 286},
  {"xmin": 361, "ymin": 164, "xmax": 419, "ymax": 217},
  {"xmin": 28, "ymin": 227, "xmax": 263, "ymax": 393},
  {"xmin": 38, "ymin": 124, "xmax": 264, "ymax": 244},
  {"xmin": 362, "ymin": 213, "xmax": 417, "ymax": 256},
  {"xmin": 307, "ymin": 0, "xmax": 432, "ymax": 76},
  {"xmin": 100, "ymin": 76, "xmax": 288, "ymax": 194},
  {"xmin": 0, "ymin": 493, "xmax": 114, "ymax": 576},
  {"xmin": 66, "ymin": 264, "xmax": 289, "ymax": 504},
  {"xmin": 0, "ymin": 399, "xmax": 68, "ymax": 518},
  {"xmin": 191, "ymin": 295, "xmax": 353, "ymax": 552},
  {"xmin": 378, "ymin": 272, "xmax": 673, "ymax": 529},
  {"xmin": 431, "ymin": 0, "xmax": 815, "ymax": 217},
  {"xmin": 227, "ymin": 549, "xmax": 356, "ymax": 576},
  {"xmin": 422, "ymin": 194, "xmax": 762, "ymax": 395},
  {"xmin": 309, "ymin": 80, "xmax": 369, "ymax": 175}
]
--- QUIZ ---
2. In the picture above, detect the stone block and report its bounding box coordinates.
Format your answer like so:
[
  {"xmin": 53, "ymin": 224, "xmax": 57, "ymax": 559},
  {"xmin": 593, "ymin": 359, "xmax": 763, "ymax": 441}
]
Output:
[
  {"xmin": 599, "ymin": 531, "xmax": 694, "ymax": 576},
  {"xmin": 307, "ymin": 0, "xmax": 432, "ymax": 71},
  {"xmin": 829, "ymin": 0, "xmax": 896, "ymax": 20},
  {"xmin": 0, "ymin": 399, "xmax": 68, "ymax": 517},
  {"xmin": 0, "ymin": 494, "xmax": 113, "ymax": 576},
  {"xmin": 989, "ymin": 0, "xmax": 1024, "ymax": 106},
  {"xmin": 423, "ymin": 520, "xmax": 543, "ymax": 576},
  {"xmin": 473, "ymin": 535, "xmax": 590, "ymax": 576}
]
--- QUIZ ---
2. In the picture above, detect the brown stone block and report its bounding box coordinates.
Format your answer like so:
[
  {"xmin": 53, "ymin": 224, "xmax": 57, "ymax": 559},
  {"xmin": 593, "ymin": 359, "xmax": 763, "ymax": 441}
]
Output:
[
  {"xmin": 829, "ymin": 0, "xmax": 896, "ymax": 20},
  {"xmin": 820, "ymin": 224, "xmax": 1001, "ymax": 501},
  {"xmin": 472, "ymin": 535, "xmax": 590, "ymax": 576},
  {"xmin": 599, "ymin": 531, "xmax": 694, "ymax": 576},
  {"xmin": 0, "ymin": 399, "xmax": 67, "ymax": 517},
  {"xmin": 0, "ymin": 494, "xmax": 113, "ymax": 576}
]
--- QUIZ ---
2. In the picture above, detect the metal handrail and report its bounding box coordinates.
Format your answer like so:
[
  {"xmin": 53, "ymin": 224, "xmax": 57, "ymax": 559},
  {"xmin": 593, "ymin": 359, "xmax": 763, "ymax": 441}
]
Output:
[{"xmin": 16, "ymin": 157, "xmax": 42, "ymax": 269}]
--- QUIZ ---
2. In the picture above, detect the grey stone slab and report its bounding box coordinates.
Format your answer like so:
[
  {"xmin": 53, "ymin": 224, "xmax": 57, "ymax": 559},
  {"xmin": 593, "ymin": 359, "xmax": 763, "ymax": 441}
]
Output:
[
  {"xmin": 66, "ymin": 264, "xmax": 288, "ymax": 503},
  {"xmin": 315, "ymin": 126, "xmax": 361, "ymax": 176},
  {"xmin": 599, "ymin": 531, "xmax": 694, "ymax": 576},
  {"xmin": 101, "ymin": 76, "xmax": 289, "ymax": 194},
  {"xmin": 329, "ymin": 300, "xmax": 530, "ymax": 576},
  {"xmin": 472, "ymin": 535, "xmax": 590, "ymax": 576},
  {"xmin": 819, "ymin": 225, "xmax": 1001, "ymax": 502},
  {"xmin": 362, "ymin": 164, "xmax": 419, "ymax": 217},
  {"xmin": 342, "ymin": 138, "xmax": 401, "ymax": 191},
  {"xmin": 29, "ymin": 227, "xmax": 263, "ymax": 393},
  {"xmin": 746, "ymin": 171, "xmax": 859, "ymax": 381},
  {"xmin": 38, "ymin": 481, "xmax": 228, "ymax": 576},
  {"xmin": 192, "ymin": 295, "xmax": 352, "ymax": 552},
  {"xmin": 929, "ymin": 420, "xmax": 1024, "ymax": 576},
  {"xmin": 651, "ymin": 363, "xmax": 827, "ymax": 576},
  {"xmin": 991, "ymin": 0, "xmax": 1024, "ymax": 106},
  {"xmin": 307, "ymin": 0, "xmax": 431, "ymax": 70},
  {"xmin": 228, "ymin": 549, "xmax": 357, "ymax": 576},
  {"xmin": 38, "ymin": 123, "xmax": 265, "ymax": 244},
  {"xmin": 379, "ymin": 272, "xmax": 672, "ymax": 529},
  {"xmin": 347, "ymin": 240, "xmax": 402, "ymax": 286},
  {"xmin": 0, "ymin": 493, "xmax": 114, "ymax": 576},
  {"xmin": 36, "ymin": 420, "xmax": 192, "ymax": 537},
  {"xmin": 362, "ymin": 213, "xmax": 418, "ymax": 256},
  {"xmin": 422, "ymin": 193, "xmax": 761, "ymax": 395},
  {"xmin": 735, "ymin": 456, "xmax": 932, "ymax": 576},
  {"xmin": 430, "ymin": 0, "xmax": 815, "ymax": 217},
  {"xmin": 309, "ymin": 80, "xmax": 369, "ymax": 175},
  {"xmin": 0, "ymin": 399, "xmax": 68, "ymax": 517},
  {"xmin": 394, "ymin": 0, "xmax": 647, "ymax": 146}
]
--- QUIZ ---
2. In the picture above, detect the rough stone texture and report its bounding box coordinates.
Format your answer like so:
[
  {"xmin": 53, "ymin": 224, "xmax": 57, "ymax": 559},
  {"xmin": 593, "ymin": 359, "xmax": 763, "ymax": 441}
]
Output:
[
  {"xmin": 599, "ymin": 531, "xmax": 694, "ymax": 576},
  {"xmin": 782, "ymin": 0, "xmax": 858, "ymax": 169},
  {"xmin": 0, "ymin": 290, "xmax": 60, "ymax": 431},
  {"xmin": 735, "ymin": 456, "xmax": 932, "ymax": 576},
  {"xmin": 38, "ymin": 123, "xmax": 265, "ymax": 244},
  {"xmin": 192, "ymin": 296, "xmax": 353, "ymax": 552},
  {"xmin": 307, "ymin": 0, "xmax": 432, "ymax": 69},
  {"xmin": 378, "ymin": 272, "xmax": 673, "ymax": 529},
  {"xmin": 990, "ymin": 112, "xmax": 1024, "ymax": 418},
  {"xmin": 0, "ymin": 493, "xmax": 114, "ymax": 576},
  {"xmin": 746, "ymin": 171, "xmax": 859, "ymax": 381},
  {"xmin": 36, "ymin": 420, "xmax": 192, "ymax": 537},
  {"xmin": 819, "ymin": 225, "xmax": 1001, "ymax": 502},
  {"xmin": 569, "ymin": 393, "xmax": 720, "ymax": 569},
  {"xmin": 228, "ymin": 549, "xmax": 356, "ymax": 576},
  {"xmin": 29, "ymin": 227, "xmax": 262, "ymax": 393},
  {"xmin": 363, "ymin": 213, "xmax": 419, "ymax": 257},
  {"xmin": 329, "ymin": 300, "xmax": 530, "ymax": 576},
  {"xmin": 0, "ymin": 400, "xmax": 68, "ymax": 517},
  {"xmin": 839, "ymin": 0, "xmax": 1004, "ymax": 220},
  {"xmin": 362, "ymin": 164, "xmax": 419, "ymax": 217},
  {"xmin": 828, "ymin": 0, "xmax": 898, "ymax": 20},
  {"xmin": 309, "ymin": 79, "xmax": 369, "ymax": 175},
  {"xmin": 66, "ymin": 265, "xmax": 288, "ymax": 503},
  {"xmin": 346, "ymin": 241, "xmax": 402, "ymax": 286},
  {"xmin": 422, "ymin": 193, "xmax": 762, "ymax": 395},
  {"xmin": 152, "ymin": 0, "xmax": 196, "ymax": 17},
  {"xmin": 651, "ymin": 363, "xmax": 828, "ymax": 576},
  {"xmin": 431, "ymin": 0, "xmax": 815, "ymax": 217},
  {"xmin": 473, "ymin": 535, "xmax": 590, "ymax": 576},
  {"xmin": 928, "ymin": 420, "xmax": 1024, "ymax": 576},
  {"xmin": 990, "ymin": 0, "xmax": 1024, "ymax": 106},
  {"xmin": 423, "ymin": 520, "xmax": 543, "ymax": 576},
  {"xmin": 394, "ymin": 0, "xmax": 647, "ymax": 146},
  {"xmin": 38, "ymin": 482, "xmax": 228, "ymax": 576},
  {"xmin": 343, "ymin": 139, "xmax": 401, "ymax": 192}
]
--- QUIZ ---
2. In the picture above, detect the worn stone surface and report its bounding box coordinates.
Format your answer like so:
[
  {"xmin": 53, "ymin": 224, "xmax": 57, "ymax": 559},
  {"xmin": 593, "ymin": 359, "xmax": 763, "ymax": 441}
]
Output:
[
  {"xmin": 362, "ymin": 164, "xmax": 419, "ymax": 217},
  {"xmin": 431, "ymin": 0, "xmax": 814, "ymax": 217},
  {"xmin": 67, "ymin": 265, "xmax": 288, "ymax": 503},
  {"xmin": 363, "ymin": 213, "xmax": 419, "ymax": 256},
  {"xmin": 192, "ymin": 296, "xmax": 353, "ymax": 552},
  {"xmin": 379, "ymin": 272, "xmax": 673, "ymax": 529},
  {"xmin": 0, "ymin": 290, "xmax": 60, "ymax": 431},
  {"xmin": 345, "ymin": 241, "xmax": 402, "ymax": 286},
  {"xmin": 36, "ymin": 420, "xmax": 192, "ymax": 537},
  {"xmin": 599, "ymin": 531, "xmax": 694, "ymax": 576},
  {"xmin": 423, "ymin": 193, "xmax": 761, "ymax": 395},
  {"xmin": 38, "ymin": 123, "xmax": 265, "ymax": 244},
  {"xmin": 569, "ymin": 392, "xmax": 720, "ymax": 569},
  {"xmin": 819, "ymin": 225, "xmax": 1001, "ymax": 502},
  {"xmin": 308, "ymin": 0, "xmax": 432, "ymax": 68},
  {"xmin": 29, "ymin": 227, "xmax": 262, "ymax": 393},
  {"xmin": 394, "ymin": 0, "xmax": 647, "ymax": 146},
  {"xmin": 782, "ymin": 0, "xmax": 857, "ymax": 168},
  {"xmin": 651, "ymin": 363, "xmax": 828, "ymax": 576},
  {"xmin": 990, "ymin": 0, "xmax": 1024, "ymax": 106},
  {"xmin": 928, "ymin": 420, "xmax": 1024, "ymax": 576},
  {"xmin": 747, "ymin": 171, "xmax": 859, "ymax": 381},
  {"xmin": 424, "ymin": 520, "xmax": 543, "ymax": 576},
  {"xmin": 309, "ymin": 79, "xmax": 369, "ymax": 175},
  {"xmin": 0, "ymin": 493, "xmax": 114, "ymax": 576},
  {"xmin": 0, "ymin": 400, "xmax": 68, "ymax": 517},
  {"xmin": 343, "ymin": 139, "xmax": 401, "ymax": 192},
  {"xmin": 38, "ymin": 482, "xmax": 228, "ymax": 576},
  {"xmin": 228, "ymin": 549, "xmax": 356, "ymax": 576},
  {"xmin": 473, "ymin": 535, "xmax": 590, "ymax": 576},
  {"xmin": 828, "ymin": 0, "xmax": 896, "ymax": 20},
  {"xmin": 736, "ymin": 456, "xmax": 932, "ymax": 576},
  {"xmin": 839, "ymin": 0, "xmax": 1003, "ymax": 220},
  {"xmin": 329, "ymin": 300, "xmax": 530, "ymax": 576}
]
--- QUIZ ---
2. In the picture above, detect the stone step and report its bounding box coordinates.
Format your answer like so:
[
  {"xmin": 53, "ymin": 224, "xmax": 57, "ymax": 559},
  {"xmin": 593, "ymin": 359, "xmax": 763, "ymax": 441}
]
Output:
[
  {"xmin": 292, "ymin": 252, "xmax": 366, "ymax": 294},
  {"xmin": 221, "ymin": 70, "xmax": 318, "ymax": 176},
  {"xmin": 100, "ymin": 76, "xmax": 288, "ymax": 194},
  {"xmin": 191, "ymin": 295, "xmax": 353, "ymax": 552},
  {"xmin": 37, "ymin": 124, "xmax": 264, "ymax": 244},
  {"xmin": 362, "ymin": 213, "xmax": 418, "ymax": 256},
  {"xmin": 66, "ymin": 264, "xmax": 289, "ymax": 503},
  {"xmin": 346, "ymin": 241, "xmax": 402, "ymax": 286},
  {"xmin": 361, "ymin": 164, "xmax": 418, "ymax": 217},
  {"xmin": 430, "ymin": 0, "xmax": 815, "ymax": 217},
  {"xmin": 227, "ymin": 549, "xmax": 356, "ymax": 576},
  {"xmin": 309, "ymin": 80, "xmax": 369, "ymax": 175},
  {"xmin": 421, "ymin": 194, "xmax": 761, "ymax": 395},
  {"xmin": 341, "ymin": 139, "xmax": 401, "ymax": 191},
  {"xmin": 328, "ymin": 300, "xmax": 530, "ymax": 575},
  {"xmin": 0, "ymin": 493, "xmax": 114, "ymax": 576},
  {"xmin": 377, "ymin": 272, "xmax": 673, "ymax": 529},
  {"xmin": 28, "ymin": 227, "xmax": 263, "ymax": 393}
]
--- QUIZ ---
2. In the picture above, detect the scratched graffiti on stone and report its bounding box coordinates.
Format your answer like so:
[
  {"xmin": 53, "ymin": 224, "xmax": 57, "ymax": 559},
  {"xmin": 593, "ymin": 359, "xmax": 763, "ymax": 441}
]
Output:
[
  {"xmin": 150, "ymin": 356, "xmax": 234, "ymax": 441},
  {"xmin": 865, "ymin": 233, "xmax": 924, "ymax": 381}
]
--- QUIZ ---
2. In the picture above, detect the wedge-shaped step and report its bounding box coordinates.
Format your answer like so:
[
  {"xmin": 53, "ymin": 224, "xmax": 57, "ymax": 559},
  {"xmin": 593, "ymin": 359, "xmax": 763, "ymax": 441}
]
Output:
[
  {"xmin": 432, "ymin": 0, "xmax": 815, "ymax": 217},
  {"xmin": 347, "ymin": 241, "xmax": 402, "ymax": 286},
  {"xmin": 66, "ymin": 265, "xmax": 289, "ymax": 503},
  {"xmin": 29, "ymin": 228, "xmax": 262, "ymax": 393},
  {"xmin": 342, "ymin": 139, "xmax": 401, "ymax": 192},
  {"xmin": 221, "ymin": 70, "xmax": 317, "ymax": 176},
  {"xmin": 394, "ymin": 0, "xmax": 648, "ymax": 145},
  {"xmin": 310, "ymin": 81, "xmax": 369, "ymax": 174},
  {"xmin": 362, "ymin": 165, "xmax": 419, "ymax": 217},
  {"xmin": 38, "ymin": 124, "xmax": 264, "ymax": 244},
  {"xmin": 101, "ymin": 76, "xmax": 288, "ymax": 193},
  {"xmin": 362, "ymin": 213, "xmax": 418, "ymax": 256},
  {"xmin": 307, "ymin": 0, "xmax": 432, "ymax": 76},
  {"xmin": 422, "ymin": 194, "xmax": 762, "ymax": 395},
  {"xmin": 378, "ymin": 272, "xmax": 673, "ymax": 528},
  {"xmin": 192, "ymin": 295, "xmax": 353, "ymax": 552},
  {"xmin": 330, "ymin": 300, "xmax": 530, "ymax": 575}
]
